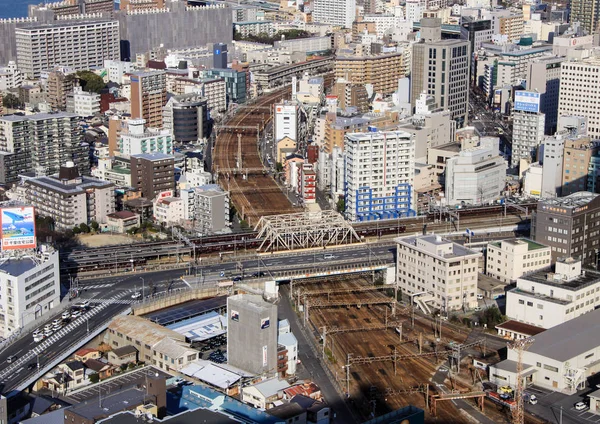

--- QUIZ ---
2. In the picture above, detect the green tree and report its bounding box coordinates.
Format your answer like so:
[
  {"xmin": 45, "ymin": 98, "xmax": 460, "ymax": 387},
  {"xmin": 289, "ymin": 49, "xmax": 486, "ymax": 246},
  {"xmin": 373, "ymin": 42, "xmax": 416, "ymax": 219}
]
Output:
[
  {"xmin": 89, "ymin": 373, "xmax": 100, "ymax": 384},
  {"xmin": 2, "ymin": 93, "xmax": 21, "ymax": 109},
  {"xmin": 276, "ymin": 162, "xmax": 283, "ymax": 173},
  {"xmin": 76, "ymin": 70, "xmax": 106, "ymax": 94},
  {"xmin": 90, "ymin": 220, "xmax": 100, "ymax": 232},
  {"xmin": 240, "ymin": 219, "xmax": 249, "ymax": 229},
  {"xmin": 336, "ymin": 198, "xmax": 345, "ymax": 213},
  {"xmin": 79, "ymin": 223, "xmax": 90, "ymax": 233},
  {"xmin": 72, "ymin": 226, "xmax": 82, "ymax": 234},
  {"xmin": 120, "ymin": 364, "xmax": 128, "ymax": 372}
]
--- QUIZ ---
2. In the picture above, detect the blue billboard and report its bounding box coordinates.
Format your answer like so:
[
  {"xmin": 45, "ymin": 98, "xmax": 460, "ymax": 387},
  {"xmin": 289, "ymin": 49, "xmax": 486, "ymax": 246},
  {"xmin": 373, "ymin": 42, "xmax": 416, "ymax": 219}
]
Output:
[{"xmin": 514, "ymin": 91, "xmax": 540, "ymax": 113}]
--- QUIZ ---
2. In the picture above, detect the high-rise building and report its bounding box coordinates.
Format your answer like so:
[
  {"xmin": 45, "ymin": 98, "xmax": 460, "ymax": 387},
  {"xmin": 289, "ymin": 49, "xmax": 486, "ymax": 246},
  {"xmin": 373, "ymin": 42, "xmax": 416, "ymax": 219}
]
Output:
[
  {"xmin": 274, "ymin": 102, "xmax": 299, "ymax": 142},
  {"xmin": 130, "ymin": 70, "xmax": 167, "ymax": 129},
  {"xmin": 411, "ymin": 18, "xmax": 470, "ymax": 126},
  {"xmin": 66, "ymin": 86, "xmax": 101, "ymax": 117},
  {"xmin": 213, "ymin": 43, "xmax": 228, "ymax": 69},
  {"xmin": 23, "ymin": 162, "xmax": 115, "ymax": 229},
  {"xmin": 130, "ymin": 153, "xmax": 175, "ymax": 199},
  {"xmin": 227, "ymin": 294, "xmax": 278, "ymax": 375},
  {"xmin": 334, "ymin": 51, "xmax": 406, "ymax": 95},
  {"xmin": 562, "ymin": 138, "xmax": 600, "ymax": 196},
  {"xmin": 512, "ymin": 109, "xmax": 545, "ymax": 168},
  {"xmin": 527, "ymin": 57, "xmax": 564, "ymax": 135},
  {"xmin": 47, "ymin": 68, "xmax": 77, "ymax": 111},
  {"xmin": 163, "ymin": 93, "xmax": 210, "ymax": 143},
  {"xmin": 312, "ymin": 0, "xmax": 356, "ymax": 28},
  {"xmin": 445, "ymin": 137, "xmax": 507, "ymax": 206},
  {"xmin": 559, "ymin": 57, "xmax": 600, "ymax": 138},
  {"xmin": 0, "ymin": 112, "xmax": 89, "ymax": 184},
  {"xmin": 15, "ymin": 20, "xmax": 120, "ymax": 79},
  {"xmin": 344, "ymin": 130, "xmax": 415, "ymax": 222},
  {"xmin": 532, "ymin": 192, "xmax": 600, "ymax": 266},
  {"xmin": 570, "ymin": 0, "xmax": 600, "ymax": 36}
]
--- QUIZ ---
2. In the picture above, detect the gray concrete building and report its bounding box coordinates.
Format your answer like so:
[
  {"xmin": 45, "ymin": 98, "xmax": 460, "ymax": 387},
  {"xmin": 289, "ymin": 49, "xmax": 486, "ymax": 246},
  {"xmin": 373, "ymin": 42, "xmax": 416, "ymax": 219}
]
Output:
[
  {"xmin": 227, "ymin": 294, "xmax": 278, "ymax": 375},
  {"xmin": 411, "ymin": 18, "xmax": 470, "ymax": 127},
  {"xmin": 527, "ymin": 56, "xmax": 564, "ymax": 135},
  {"xmin": 532, "ymin": 192, "xmax": 600, "ymax": 267},
  {"xmin": 163, "ymin": 93, "xmax": 210, "ymax": 143}
]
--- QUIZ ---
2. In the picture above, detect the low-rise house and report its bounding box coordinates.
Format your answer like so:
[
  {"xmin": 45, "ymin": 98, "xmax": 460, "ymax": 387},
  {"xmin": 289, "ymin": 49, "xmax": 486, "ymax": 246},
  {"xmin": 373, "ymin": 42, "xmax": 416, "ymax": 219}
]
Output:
[
  {"xmin": 290, "ymin": 394, "xmax": 331, "ymax": 424},
  {"xmin": 242, "ymin": 378, "xmax": 290, "ymax": 409},
  {"xmin": 495, "ymin": 320, "xmax": 545, "ymax": 340},
  {"xmin": 107, "ymin": 345, "xmax": 139, "ymax": 366},
  {"xmin": 74, "ymin": 348, "xmax": 101, "ymax": 362},
  {"xmin": 84, "ymin": 359, "xmax": 115, "ymax": 380},
  {"xmin": 105, "ymin": 211, "xmax": 140, "ymax": 233}
]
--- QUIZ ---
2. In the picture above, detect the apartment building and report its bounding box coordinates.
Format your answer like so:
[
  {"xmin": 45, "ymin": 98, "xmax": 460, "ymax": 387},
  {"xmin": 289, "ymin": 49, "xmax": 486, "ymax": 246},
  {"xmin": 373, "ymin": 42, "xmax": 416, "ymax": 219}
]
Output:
[
  {"xmin": 0, "ymin": 112, "xmax": 89, "ymax": 184},
  {"xmin": 130, "ymin": 153, "xmax": 175, "ymax": 200},
  {"xmin": 66, "ymin": 86, "xmax": 101, "ymax": 117},
  {"xmin": 396, "ymin": 234, "xmax": 482, "ymax": 313},
  {"xmin": 532, "ymin": 192, "xmax": 600, "ymax": 266},
  {"xmin": 343, "ymin": 130, "xmax": 415, "ymax": 222},
  {"xmin": 202, "ymin": 69, "xmax": 247, "ymax": 105},
  {"xmin": 234, "ymin": 21, "xmax": 275, "ymax": 37},
  {"xmin": 444, "ymin": 137, "xmax": 507, "ymax": 206},
  {"xmin": 559, "ymin": 57, "xmax": 600, "ymax": 138},
  {"xmin": 193, "ymin": 185, "xmax": 230, "ymax": 234},
  {"xmin": 486, "ymin": 238, "xmax": 552, "ymax": 283},
  {"xmin": 130, "ymin": 70, "xmax": 167, "ymax": 129},
  {"xmin": 0, "ymin": 61, "xmax": 23, "ymax": 91},
  {"xmin": 562, "ymin": 138, "xmax": 600, "ymax": 196},
  {"xmin": 179, "ymin": 77, "xmax": 226, "ymax": 113},
  {"xmin": 335, "ymin": 52, "xmax": 405, "ymax": 95},
  {"xmin": 527, "ymin": 57, "xmax": 564, "ymax": 135},
  {"xmin": 331, "ymin": 80, "xmax": 369, "ymax": 113},
  {"xmin": 570, "ymin": 0, "xmax": 600, "ymax": 36},
  {"xmin": 312, "ymin": 0, "xmax": 356, "ymax": 28},
  {"xmin": 118, "ymin": 119, "xmax": 173, "ymax": 157},
  {"xmin": 411, "ymin": 18, "xmax": 470, "ymax": 126},
  {"xmin": 512, "ymin": 110, "xmax": 545, "ymax": 168},
  {"xmin": 506, "ymin": 258, "xmax": 600, "ymax": 329},
  {"xmin": 23, "ymin": 162, "xmax": 115, "ymax": 229},
  {"xmin": 15, "ymin": 20, "xmax": 120, "ymax": 79},
  {"xmin": 0, "ymin": 247, "xmax": 60, "ymax": 339},
  {"xmin": 163, "ymin": 93, "xmax": 210, "ymax": 143},
  {"xmin": 47, "ymin": 68, "xmax": 76, "ymax": 111},
  {"xmin": 274, "ymin": 102, "xmax": 299, "ymax": 142}
]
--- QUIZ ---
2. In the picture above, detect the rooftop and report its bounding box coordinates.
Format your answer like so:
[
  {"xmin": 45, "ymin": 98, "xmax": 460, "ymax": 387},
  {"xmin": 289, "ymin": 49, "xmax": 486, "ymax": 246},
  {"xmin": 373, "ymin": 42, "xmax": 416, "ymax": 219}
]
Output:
[
  {"xmin": 26, "ymin": 174, "xmax": 113, "ymax": 196},
  {"xmin": 96, "ymin": 406, "xmax": 239, "ymax": 424},
  {"xmin": 490, "ymin": 238, "xmax": 549, "ymax": 251},
  {"xmin": 108, "ymin": 315, "xmax": 185, "ymax": 346},
  {"xmin": 165, "ymin": 311, "xmax": 226, "ymax": 342},
  {"xmin": 250, "ymin": 378, "xmax": 290, "ymax": 398},
  {"xmin": 519, "ymin": 267, "xmax": 600, "ymax": 291},
  {"xmin": 131, "ymin": 152, "xmax": 174, "ymax": 161},
  {"xmin": 111, "ymin": 345, "xmax": 138, "ymax": 357},
  {"xmin": 107, "ymin": 211, "xmax": 138, "ymax": 220},
  {"xmin": 397, "ymin": 234, "xmax": 480, "ymax": 260},
  {"xmin": 495, "ymin": 320, "xmax": 546, "ymax": 337},
  {"xmin": 69, "ymin": 387, "xmax": 148, "ymax": 420},
  {"xmin": 527, "ymin": 308, "xmax": 600, "ymax": 362},
  {"xmin": 0, "ymin": 257, "xmax": 40, "ymax": 277},
  {"xmin": 179, "ymin": 360, "xmax": 241, "ymax": 389},
  {"xmin": 540, "ymin": 191, "xmax": 599, "ymax": 209}
]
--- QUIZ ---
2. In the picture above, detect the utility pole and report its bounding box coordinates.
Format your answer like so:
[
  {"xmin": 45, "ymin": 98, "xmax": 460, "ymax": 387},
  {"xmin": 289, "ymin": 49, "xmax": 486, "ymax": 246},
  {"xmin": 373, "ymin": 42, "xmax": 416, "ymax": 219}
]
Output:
[
  {"xmin": 509, "ymin": 338, "xmax": 535, "ymax": 424},
  {"xmin": 346, "ymin": 354, "xmax": 351, "ymax": 397},
  {"xmin": 322, "ymin": 326, "xmax": 326, "ymax": 359}
]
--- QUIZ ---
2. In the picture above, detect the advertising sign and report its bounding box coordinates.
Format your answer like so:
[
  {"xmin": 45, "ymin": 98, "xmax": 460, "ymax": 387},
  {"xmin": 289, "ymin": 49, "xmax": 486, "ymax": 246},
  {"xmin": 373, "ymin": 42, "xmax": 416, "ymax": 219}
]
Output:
[
  {"xmin": 0, "ymin": 206, "xmax": 36, "ymax": 250},
  {"xmin": 261, "ymin": 317, "xmax": 270, "ymax": 329},
  {"xmin": 514, "ymin": 91, "xmax": 540, "ymax": 113},
  {"xmin": 230, "ymin": 310, "xmax": 239, "ymax": 322},
  {"xmin": 262, "ymin": 345, "xmax": 268, "ymax": 367}
]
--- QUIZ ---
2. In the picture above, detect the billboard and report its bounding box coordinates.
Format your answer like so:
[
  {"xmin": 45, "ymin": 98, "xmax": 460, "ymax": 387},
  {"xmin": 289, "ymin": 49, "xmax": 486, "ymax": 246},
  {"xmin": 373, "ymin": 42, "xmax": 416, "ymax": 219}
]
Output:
[
  {"xmin": 261, "ymin": 317, "xmax": 270, "ymax": 329},
  {"xmin": 262, "ymin": 345, "xmax": 268, "ymax": 367},
  {"xmin": 1, "ymin": 206, "xmax": 36, "ymax": 250},
  {"xmin": 514, "ymin": 91, "xmax": 540, "ymax": 113},
  {"xmin": 230, "ymin": 310, "xmax": 239, "ymax": 322}
]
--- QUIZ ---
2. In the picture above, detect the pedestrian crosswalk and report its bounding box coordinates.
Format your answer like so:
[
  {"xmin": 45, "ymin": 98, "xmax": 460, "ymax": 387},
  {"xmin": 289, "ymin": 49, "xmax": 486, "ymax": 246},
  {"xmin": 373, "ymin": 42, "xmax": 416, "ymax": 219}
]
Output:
[
  {"xmin": 78, "ymin": 283, "xmax": 116, "ymax": 290},
  {"xmin": 87, "ymin": 298, "xmax": 136, "ymax": 304}
]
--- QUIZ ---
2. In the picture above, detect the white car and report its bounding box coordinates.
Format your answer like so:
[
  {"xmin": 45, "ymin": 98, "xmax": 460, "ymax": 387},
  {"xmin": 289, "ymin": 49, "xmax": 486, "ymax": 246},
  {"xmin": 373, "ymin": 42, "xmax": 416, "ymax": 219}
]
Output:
[
  {"xmin": 529, "ymin": 394, "xmax": 538, "ymax": 405},
  {"xmin": 44, "ymin": 323, "xmax": 53, "ymax": 331},
  {"xmin": 33, "ymin": 333, "xmax": 44, "ymax": 343},
  {"xmin": 52, "ymin": 318, "xmax": 62, "ymax": 326},
  {"xmin": 131, "ymin": 292, "xmax": 142, "ymax": 300},
  {"xmin": 575, "ymin": 401, "xmax": 588, "ymax": 411},
  {"xmin": 62, "ymin": 311, "xmax": 71, "ymax": 320},
  {"xmin": 71, "ymin": 309, "xmax": 82, "ymax": 318},
  {"xmin": 44, "ymin": 328, "xmax": 53, "ymax": 337}
]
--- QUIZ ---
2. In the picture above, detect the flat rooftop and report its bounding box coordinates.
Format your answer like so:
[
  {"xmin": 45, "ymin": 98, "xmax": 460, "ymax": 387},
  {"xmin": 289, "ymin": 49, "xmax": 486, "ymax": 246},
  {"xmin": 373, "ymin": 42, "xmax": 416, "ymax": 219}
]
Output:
[
  {"xmin": 96, "ymin": 407, "xmax": 239, "ymax": 424},
  {"xmin": 0, "ymin": 257, "xmax": 40, "ymax": 276},
  {"xmin": 540, "ymin": 191, "xmax": 599, "ymax": 209},
  {"xmin": 490, "ymin": 238, "xmax": 548, "ymax": 251},
  {"xmin": 520, "ymin": 267, "xmax": 600, "ymax": 291}
]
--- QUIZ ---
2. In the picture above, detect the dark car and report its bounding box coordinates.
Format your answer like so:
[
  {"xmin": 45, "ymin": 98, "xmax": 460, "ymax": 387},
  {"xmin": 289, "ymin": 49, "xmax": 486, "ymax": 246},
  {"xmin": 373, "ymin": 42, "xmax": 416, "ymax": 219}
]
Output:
[
  {"xmin": 252, "ymin": 272, "xmax": 266, "ymax": 278},
  {"xmin": 27, "ymin": 363, "xmax": 37, "ymax": 370},
  {"xmin": 232, "ymin": 276, "xmax": 243, "ymax": 282}
]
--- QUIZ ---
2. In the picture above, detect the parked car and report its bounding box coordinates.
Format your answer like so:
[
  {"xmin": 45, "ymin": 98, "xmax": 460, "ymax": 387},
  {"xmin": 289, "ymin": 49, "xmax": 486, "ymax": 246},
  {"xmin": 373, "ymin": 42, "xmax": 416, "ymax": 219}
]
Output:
[
  {"xmin": 44, "ymin": 328, "xmax": 53, "ymax": 337},
  {"xmin": 499, "ymin": 386, "xmax": 513, "ymax": 394},
  {"xmin": 44, "ymin": 323, "xmax": 53, "ymax": 331},
  {"xmin": 529, "ymin": 394, "xmax": 538, "ymax": 405},
  {"xmin": 33, "ymin": 333, "xmax": 44, "ymax": 343},
  {"xmin": 575, "ymin": 401, "xmax": 588, "ymax": 411},
  {"xmin": 71, "ymin": 309, "xmax": 82, "ymax": 318},
  {"xmin": 52, "ymin": 318, "xmax": 62, "ymax": 326}
]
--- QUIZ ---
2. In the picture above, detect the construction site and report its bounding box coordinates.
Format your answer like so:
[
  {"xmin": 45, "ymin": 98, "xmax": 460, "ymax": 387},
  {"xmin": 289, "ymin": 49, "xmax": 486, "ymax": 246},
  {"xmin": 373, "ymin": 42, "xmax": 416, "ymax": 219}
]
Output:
[{"xmin": 288, "ymin": 273, "xmax": 541, "ymax": 423}]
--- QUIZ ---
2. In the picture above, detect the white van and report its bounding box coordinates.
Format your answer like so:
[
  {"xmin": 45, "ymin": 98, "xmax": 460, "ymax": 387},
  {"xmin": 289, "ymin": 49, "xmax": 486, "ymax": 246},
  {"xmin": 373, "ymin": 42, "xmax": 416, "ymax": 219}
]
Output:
[{"xmin": 323, "ymin": 254, "xmax": 334, "ymax": 260}]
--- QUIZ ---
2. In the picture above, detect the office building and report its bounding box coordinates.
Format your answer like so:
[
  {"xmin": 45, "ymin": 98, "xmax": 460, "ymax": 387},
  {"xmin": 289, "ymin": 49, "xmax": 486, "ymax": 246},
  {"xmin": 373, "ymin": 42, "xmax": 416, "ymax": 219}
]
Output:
[
  {"xmin": 66, "ymin": 86, "xmax": 101, "ymax": 117},
  {"xmin": 444, "ymin": 137, "xmax": 507, "ymax": 206},
  {"xmin": 506, "ymin": 258, "xmax": 600, "ymax": 329},
  {"xmin": 461, "ymin": 20, "xmax": 493, "ymax": 74},
  {"xmin": 486, "ymin": 238, "xmax": 551, "ymax": 283},
  {"xmin": 411, "ymin": 18, "xmax": 470, "ymax": 126},
  {"xmin": 23, "ymin": 162, "xmax": 115, "ymax": 229},
  {"xmin": 570, "ymin": 0, "xmax": 600, "ymax": 37},
  {"xmin": 274, "ymin": 102, "xmax": 299, "ymax": 142},
  {"xmin": 118, "ymin": 119, "xmax": 174, "ymax": 157},
  {"xmin": 15, "ymin": 20, "xmax": 120, "ymax": 79},
  {"xmin": 0, "ymin": 246, "xmax": 60, "ymax": 339},
  {"xmin": 532, "ymin": 192, "xmax": 600, "ymax": 266},
  {"xmin": 512, "ymin": 110, "xmax": 545, "ymax": 168},
  {"xmin": 335, "ymin": 52, "xmax": 406, "ymax": 95},
  {"xmin": 0, "ymin": 112, "xmax": 89, "ymax": 184},
  {"xmin": 227, "ymin": 294, "xmax": 278, "ymax": 375},
  {"xmin": 47, "ymin": 68, "xmax": 76, "ymax": 111},
  {"xmin": 130, "ymin": 71, "xmax": 167, "ymax": 129},
  {"xmin": 202, "ymin": 69, "xmax": 246, "ymax": 105},
  {"xmin": 0, "ymin": 61, "xmax": 22, "ymax": 91},
  {"xmin": 490, "ymin": 307, "xmax": 600, "ymax": 392},
  {"xmin": 344, "ymin": 130, "xmax": 415, "ymax": 222},
  {"xmin": 193, "ymin": 185, "xmax": 230, "ymax": 234},
  {"xmin": 163, "ymin": 93, "xmax": 210, "ymax": 143},
  {"xmin": 527, "ymin": 57, "xmax": 564, "ymax": 135},
  {"xmin": 396, "ymin": 234, "xmax": 482, "ymax": 313},
  {"xmin": 213, "ymin": 43, "xmax": 228, "ymax": 69},
  {"xmin": 562, "ymin": 138, "xmax": 599, "ymax": 196},
  {"xmin": 312, "ymin": 0, "xmax": 356, "ymax": 28},
  {"xmin": 104, "ymin": 60, "xmax": 135, "ymax": 85},
  {"xmin": 559, "ymin": 57, "xmax": 600, "ymax": 138},
  {"xmin": 130, "ymin": 153, "xmax": 175, "ymax": 199}
]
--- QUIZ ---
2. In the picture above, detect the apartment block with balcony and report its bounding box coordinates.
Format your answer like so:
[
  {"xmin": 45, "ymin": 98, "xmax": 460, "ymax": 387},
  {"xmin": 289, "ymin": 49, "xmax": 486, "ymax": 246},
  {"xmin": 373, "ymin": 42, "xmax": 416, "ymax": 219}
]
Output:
[
  {"xmin": 194, "ymin": 185, "xmax": 230, "ymax": 235},
  {"xmin": 130, "ymin": 153, "xmax": 175, "ymax": 200},
  {"xmin": 23, "ymin": 162, "xmax": 115, "ymax": 230},
  {"xmin": 130, "ymin": 70, "xmax": 167, "ymax": 129},
  {"xmin": 335, "ymin": 51, "xmax": 406, "ymax": 95},
  {"xmin": 117, "ymin": 119, "xmax": 173, "ymax": 157}
]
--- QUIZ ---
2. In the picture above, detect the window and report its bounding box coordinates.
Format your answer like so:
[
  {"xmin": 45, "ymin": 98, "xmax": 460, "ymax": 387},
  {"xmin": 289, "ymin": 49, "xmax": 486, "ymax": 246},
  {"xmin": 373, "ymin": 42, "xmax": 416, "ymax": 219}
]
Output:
[
  {"xmin": 585, "ymin": 352, "xmax": 594, "ymax": 359},
  {"xmin": 519, "ymin": 299, "xmax": 524, "ymax": 305},
  {"xmin": 543, "ymin": 364, "xmax": 558, "ymax": 372},
  {"xmin": 527, "ymin": 301, "xmax": 533, "ymax": 307}
]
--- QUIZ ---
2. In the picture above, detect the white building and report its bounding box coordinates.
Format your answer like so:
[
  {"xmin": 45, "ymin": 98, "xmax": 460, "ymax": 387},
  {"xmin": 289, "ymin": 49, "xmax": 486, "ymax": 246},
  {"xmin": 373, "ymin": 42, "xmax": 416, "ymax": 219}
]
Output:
[
  {"xmin": 234, "ymin": 21, "xmax": 275, "ymax": 37},
  {"xmin": 486, "ymin": 238, "xmax": 551, "ymax": 283},
  {"xmin": 0, "ymin": 246, "xmax": 60, "ymax": 339},
  {"xmin": 489, "ymin": 308, "xmax": 600, "ymax": 393},
  {"xmin": 118, "ymin": 119, "xmax": 174, "ymax": 157},
  {"xmin": 540, "ymin": 133, "xmax": 566, "ymax": 197},
  {"xmin": 278, "ymin": 319, "xmax": 298, "ymax": 376},
  {"xmin": 396, "ymin": 235, "xmax": 482, "ymax": 313},
  {"xmin": 0, "ymin": 61, "xmax": 23, "ymax": 91},
  {"xmin": 523, "ymin": 162, "xmax": 543, "ymax": 197},
  {"xmin": 242, "ymin": 378, "xmax": 290, "ymax": 410},
  {"xmin": 506, "ymin": 258, "xmax": 600, "ymax": 329},
  {"xmin": 153, "ymin": 194, "xmax": 184, "ymax": 226},
  {"xmin": 103, "ymin": 60, "xmax": 135, "ymax": 85},
  {"xmin": 195, "ymin": 185, "xmax": 230, "ymax": 234},
  {"xmin": 559, "ymin": 57, "xmax": 600, "ymax": 138},
  {"xmin": 512, "ymin": 109, "xmax": 545, "ymax": 169},
  {"xmin": 312, "ymin": 0, "xmax": 356, "ymax": 28},
  {"xmin": 405, "ymin": 0, "xmax": 426, "ymax": 23},
  {"xmin": 91, "ymin": 157, "xmax": 132, "ymax": 188},
  {"xmin": 344, "ymin": 130, "xmax": 415, "ymax": 222},
  {"xmin": 274, "ymin": 102, "xmax": 299, "ymax": 143},
  {"xmin": 445, "ymin": 137, "xmax": 507, "ymax": 206},
  {"xmin": 66, "ymin": 86, "xmax": 100, "ymax": 117}
]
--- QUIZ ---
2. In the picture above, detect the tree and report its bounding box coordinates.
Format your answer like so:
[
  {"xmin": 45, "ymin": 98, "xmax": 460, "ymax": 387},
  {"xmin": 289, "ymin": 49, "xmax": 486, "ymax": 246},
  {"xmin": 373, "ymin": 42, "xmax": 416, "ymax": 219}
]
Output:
[
  {"xmin": 240, "ymin": 219, "xmax": 249, "ymax": 229},
  {"xmin": 276, "ymin": 162, "xmax": 283, "ymax": 173},
  {"xmin": 79, "ymin": 223, "xmax": 90, "ymax": 233},
  {"xmin": 72, "ymin": 226, "xmax": 82, "ymax": 234},
  {"xmin": 336, "ymin": 198, "xmax": 345, "ymax": 213},
  {"xmin": 89, "ymin": 373, "xmax": 100, "ymax": 384},
  {"xmin": 120, "ymin": 364, "xmax": 128, "ymax": 372},
  {"xmin": 2, "ymin": 93, "xmax": 21, "ymax": 109},
  {"xmin": 76, "ymin": 70, "xmax": 106, "ymax": 94},
  {"xmin": 90, "ymin": 220, "xmax": 100, "ymax": 232}
]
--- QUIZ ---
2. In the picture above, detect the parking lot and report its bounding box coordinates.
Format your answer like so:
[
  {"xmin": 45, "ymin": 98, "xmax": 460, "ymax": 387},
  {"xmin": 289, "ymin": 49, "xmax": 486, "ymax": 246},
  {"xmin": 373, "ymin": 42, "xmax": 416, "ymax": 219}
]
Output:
[
  {"xmin": 194, "ymin": 335, "xmax": 227, "ymax": 364},
  {"xmin": 65, "ymin": 366, "xmax": 171, "ymax": 402},
  {"xmin": 525, "ymin": 385, "xmax": 600, "ymax": 424}
]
